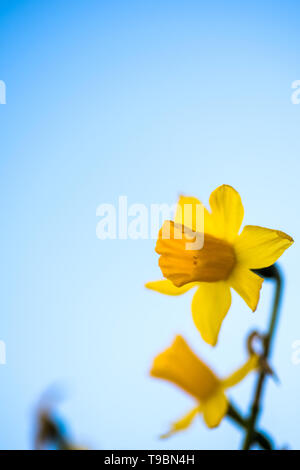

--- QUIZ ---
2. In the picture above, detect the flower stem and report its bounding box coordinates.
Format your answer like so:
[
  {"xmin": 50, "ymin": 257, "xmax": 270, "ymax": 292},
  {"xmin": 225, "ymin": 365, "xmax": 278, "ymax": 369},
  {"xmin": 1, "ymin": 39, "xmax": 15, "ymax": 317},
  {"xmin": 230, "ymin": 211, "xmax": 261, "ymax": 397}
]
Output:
[
  {"xmin": 227, "ymin": 402, "xmax": 273, "ymax": 450},
  {"xmin": 242, "ymin": 264, "xmax": 283, "ymax": 450}
]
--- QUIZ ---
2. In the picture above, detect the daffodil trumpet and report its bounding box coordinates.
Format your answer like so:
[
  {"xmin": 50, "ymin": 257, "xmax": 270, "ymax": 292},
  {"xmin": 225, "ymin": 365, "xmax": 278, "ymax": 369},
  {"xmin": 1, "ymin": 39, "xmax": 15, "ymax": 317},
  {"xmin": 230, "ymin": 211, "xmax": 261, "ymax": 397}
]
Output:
[
  {"xmin": 146, "ymin": 185, "xmax": 293, "ymax": 346},
  {"xmin": 150, "ymin": 335, "xmax": 259, "ymax": 437}
]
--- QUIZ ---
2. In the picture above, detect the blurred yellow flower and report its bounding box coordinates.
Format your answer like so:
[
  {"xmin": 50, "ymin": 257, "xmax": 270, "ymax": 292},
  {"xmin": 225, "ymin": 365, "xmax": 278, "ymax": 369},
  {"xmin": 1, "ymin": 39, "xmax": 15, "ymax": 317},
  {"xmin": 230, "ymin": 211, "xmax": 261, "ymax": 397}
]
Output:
[
  {"xmin": 151, "ymin": 335, "xmax": 258, "ymax": 437},
  {"xmin": 146, "ymin": 185, "xmax": 293, "ymax": 345}
]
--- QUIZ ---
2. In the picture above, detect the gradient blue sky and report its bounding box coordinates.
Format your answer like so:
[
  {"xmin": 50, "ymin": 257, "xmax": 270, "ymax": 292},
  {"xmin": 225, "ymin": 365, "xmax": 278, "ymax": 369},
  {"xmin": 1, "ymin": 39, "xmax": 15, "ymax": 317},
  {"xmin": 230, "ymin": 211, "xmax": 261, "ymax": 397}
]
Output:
[{"xmin": 0, "ymin": 0, "xmax": 300, "ymax": 450}]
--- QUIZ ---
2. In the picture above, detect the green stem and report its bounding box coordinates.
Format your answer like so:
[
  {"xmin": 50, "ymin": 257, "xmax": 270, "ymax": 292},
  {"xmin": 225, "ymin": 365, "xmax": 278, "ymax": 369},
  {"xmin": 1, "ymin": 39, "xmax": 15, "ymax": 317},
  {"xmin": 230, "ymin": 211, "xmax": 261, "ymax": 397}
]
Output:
[
  {"xmin": 242, "ymin": 264, "xmax": 283, "ymax": 450},
  {"xmin": 227, "ymin": 403, "xmax": 273, "ymax": 450}
]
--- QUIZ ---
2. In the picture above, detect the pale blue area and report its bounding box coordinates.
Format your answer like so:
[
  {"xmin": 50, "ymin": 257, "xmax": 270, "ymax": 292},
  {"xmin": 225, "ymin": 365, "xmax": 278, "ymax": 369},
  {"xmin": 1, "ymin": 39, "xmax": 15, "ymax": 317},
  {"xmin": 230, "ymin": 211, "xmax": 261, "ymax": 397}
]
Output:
[{"xmin": 0, "ymin": 0, "xmax": 299, "ymax": 450}]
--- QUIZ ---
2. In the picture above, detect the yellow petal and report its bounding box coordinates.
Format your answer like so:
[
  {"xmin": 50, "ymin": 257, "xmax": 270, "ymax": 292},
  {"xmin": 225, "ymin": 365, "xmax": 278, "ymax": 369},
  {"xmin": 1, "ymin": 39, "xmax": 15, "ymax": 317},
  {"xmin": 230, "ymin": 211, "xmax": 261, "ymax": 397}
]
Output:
[
  {"xmin": 160, "ymin": 406, "xmax": 201, "ymax": 439},
  {"xmin": 209, "ymin": 185, "xmax": 244, "ymax": 243},
  {"xmin": 174, "ymin": 195, "xmax": 216, "ymax": 237},
  {"xmin": 222, "ymin": 354, "xmax": 259, "ymax": 389},
  {"xmin": 150, "ymin": 336, "xmax": 220, "ymax": 401},
  {"xmin": 145, "ymin": 280, "xmax": 198, "ymax": 296},
  {"xmin": 202, "ymin": 390, "xmax": 228, "ymax": 428},
  {"xmin": 174, "ymin": 196, "xmax": 205, "ymax": 233},
  {"xmin": 229, "ymin": 264, "xmax": 263, "ymax": 311},
  {"xmin": 191, "ymin": 282, "xmax": 231, "ymax": 346},
  {"xmin": 235, "ymin": 225, "xmax": 294, "ymax": 269}
]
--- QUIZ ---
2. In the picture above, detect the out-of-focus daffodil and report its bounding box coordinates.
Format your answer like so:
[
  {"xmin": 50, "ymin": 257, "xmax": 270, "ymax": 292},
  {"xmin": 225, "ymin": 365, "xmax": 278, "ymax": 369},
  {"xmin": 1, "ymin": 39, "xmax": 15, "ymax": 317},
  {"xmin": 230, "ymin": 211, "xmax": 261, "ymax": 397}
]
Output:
[
  {"xmin": 151, "ymin": 335, "xmax": 258, "ymax": 437},
  {"xmin": 146, "ymin": 185, "xmax": 293, "ymax": 345}
]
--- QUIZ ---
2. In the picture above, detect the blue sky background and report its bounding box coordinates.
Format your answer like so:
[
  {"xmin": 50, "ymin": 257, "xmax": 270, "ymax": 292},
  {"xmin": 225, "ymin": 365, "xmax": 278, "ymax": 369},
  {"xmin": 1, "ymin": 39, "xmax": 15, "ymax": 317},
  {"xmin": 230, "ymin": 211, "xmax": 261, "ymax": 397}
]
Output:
[{"xmin": 0, "ymin": 0, "xmax": 299, "ymax": 450}]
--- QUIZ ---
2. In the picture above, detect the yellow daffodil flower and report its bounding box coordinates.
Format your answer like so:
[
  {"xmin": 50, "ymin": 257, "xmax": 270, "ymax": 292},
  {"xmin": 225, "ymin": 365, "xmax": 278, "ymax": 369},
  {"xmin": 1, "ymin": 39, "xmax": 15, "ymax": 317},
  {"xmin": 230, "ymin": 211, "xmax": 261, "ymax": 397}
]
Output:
[
  {"xmin": 146, "ymin": 185, "xmax": 293, "ymax": 346},
  {"xmin": 151, "ymin": 335, "xmax": 258, "ymax": 437}
]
